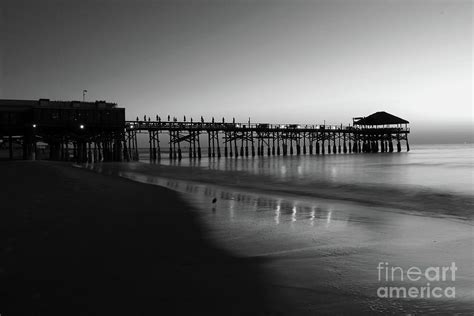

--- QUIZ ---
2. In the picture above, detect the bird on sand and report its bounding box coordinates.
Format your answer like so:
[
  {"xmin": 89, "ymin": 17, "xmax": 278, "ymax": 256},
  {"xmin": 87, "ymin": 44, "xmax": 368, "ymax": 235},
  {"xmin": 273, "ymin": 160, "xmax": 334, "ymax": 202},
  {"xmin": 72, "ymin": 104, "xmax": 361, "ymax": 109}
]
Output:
[{"xmin": 212, "ymin": 198, "xmax": 217, "ymax": 204}]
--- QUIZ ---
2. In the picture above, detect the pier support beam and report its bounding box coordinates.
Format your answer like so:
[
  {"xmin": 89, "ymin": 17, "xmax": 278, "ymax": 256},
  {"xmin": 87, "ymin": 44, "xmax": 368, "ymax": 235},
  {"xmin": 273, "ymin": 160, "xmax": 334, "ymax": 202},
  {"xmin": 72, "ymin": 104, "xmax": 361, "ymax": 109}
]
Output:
[
  {"xmin": 208, "ymin": 132, "xmax": 211, "ymax": 158},
  {"xmin": 217, "ymin": 132, "xmax": 221, "ymax": 158},
  {"xmin": 234, "ymin": 132, "xmax": 238, "ymax": 158},
  {"xmin": 169, "ymin": 131, "xmax": 173, "ymax": 159}
]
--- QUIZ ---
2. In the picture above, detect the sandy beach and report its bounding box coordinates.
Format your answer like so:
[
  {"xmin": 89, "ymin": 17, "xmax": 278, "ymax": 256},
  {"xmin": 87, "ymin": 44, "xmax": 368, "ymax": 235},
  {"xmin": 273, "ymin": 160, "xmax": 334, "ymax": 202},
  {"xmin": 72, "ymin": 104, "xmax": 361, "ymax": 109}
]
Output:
[
  {"xmin": 1, "ymin": 161, "xmax": 473, "ymax": 315},
  {"xmin": 86, "ymin": 160, "xmax": 474, "ymax": 315},
  {"xmin": 0, "ymin": 161, "xmax": 282, "ymax": 315}
]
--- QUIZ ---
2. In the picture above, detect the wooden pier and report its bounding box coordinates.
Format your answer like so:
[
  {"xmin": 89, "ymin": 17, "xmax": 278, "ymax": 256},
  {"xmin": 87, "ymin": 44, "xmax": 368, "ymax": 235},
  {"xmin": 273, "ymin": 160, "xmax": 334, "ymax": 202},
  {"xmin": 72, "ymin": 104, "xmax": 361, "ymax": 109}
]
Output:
[
  {"xmin": 124, "ymin": 111, "xmax": 410, "ymax": 161},
  {"xmin": 0, "ymin": 100, "xmax": 410, "ymax": 162}
]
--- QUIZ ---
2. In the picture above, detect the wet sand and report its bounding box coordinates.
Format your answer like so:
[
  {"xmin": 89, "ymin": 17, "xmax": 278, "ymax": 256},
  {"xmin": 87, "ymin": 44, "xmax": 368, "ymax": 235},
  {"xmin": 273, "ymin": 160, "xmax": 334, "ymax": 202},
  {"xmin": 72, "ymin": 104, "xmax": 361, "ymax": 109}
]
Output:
[
  {"xmin": 0, "ymin": 161, "xmax": 282, "ymax": 315},
  {"xmin": 86, "ymin": 161, "xmax": 474, "ymax": 315},
  {"xmin": 1, "ymin": 161, "xmax": 473, "ymax": 315}
]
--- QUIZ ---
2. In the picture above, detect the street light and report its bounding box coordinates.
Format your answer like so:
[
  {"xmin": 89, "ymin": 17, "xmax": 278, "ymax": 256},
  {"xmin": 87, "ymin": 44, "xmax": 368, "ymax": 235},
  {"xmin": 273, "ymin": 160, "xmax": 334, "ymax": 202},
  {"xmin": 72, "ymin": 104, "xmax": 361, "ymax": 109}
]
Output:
[
  {"xmin": 32, "ymin": 124, "xmax": 37, "ymax": 128},
  {"xmin": 80, "ymin": 124, "xmax": 85, "ymax": 129}
]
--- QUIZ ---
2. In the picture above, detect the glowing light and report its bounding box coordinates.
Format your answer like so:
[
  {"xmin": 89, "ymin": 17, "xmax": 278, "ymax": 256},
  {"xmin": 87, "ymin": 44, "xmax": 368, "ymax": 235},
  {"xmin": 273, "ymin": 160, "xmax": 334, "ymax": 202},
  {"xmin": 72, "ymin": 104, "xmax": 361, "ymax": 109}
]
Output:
[
  {"xmin": 280, "ymin": 165, "xmax": 287, "ymax": 176},
  {"xmin": 32, "ymin": 124, "xmax": 37, "ymax": 128},
  {"xmin": 297, "ymin": 165, "xmax": 303, "ymax": 176},
  {"xmin": 80, "ymin": 124, "xmax": 85, "ymax": 129},
  {"xmin": 327, "ymin": 210, "xmax": 332, "ymax": 225},
  {"xmin": 275, "ymin": 201, "xmax": 281, "ymax": 225}
]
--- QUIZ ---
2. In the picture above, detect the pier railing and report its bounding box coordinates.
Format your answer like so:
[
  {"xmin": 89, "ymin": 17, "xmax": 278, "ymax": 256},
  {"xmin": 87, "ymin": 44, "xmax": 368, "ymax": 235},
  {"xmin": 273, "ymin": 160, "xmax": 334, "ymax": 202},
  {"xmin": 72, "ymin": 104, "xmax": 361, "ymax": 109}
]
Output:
[
  {"xmin": 127, "ymin": 121, "xmax": 349, "ymax": 130},
  {"xmin": 126, "ymin": 121, "xmax": 409, "ymax": 132}
]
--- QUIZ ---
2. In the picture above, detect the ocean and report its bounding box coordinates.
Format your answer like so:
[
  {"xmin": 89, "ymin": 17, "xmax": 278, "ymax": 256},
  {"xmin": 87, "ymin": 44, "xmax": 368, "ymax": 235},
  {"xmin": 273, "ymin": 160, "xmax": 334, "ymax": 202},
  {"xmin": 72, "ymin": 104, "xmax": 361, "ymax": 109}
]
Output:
[
  {"xmin": 111, "ymin": 144, "xmax": 474, "ymax": 219},
  {"xmin": 83, "ymin": 144, "xmax": 474, "ymax": 314}
]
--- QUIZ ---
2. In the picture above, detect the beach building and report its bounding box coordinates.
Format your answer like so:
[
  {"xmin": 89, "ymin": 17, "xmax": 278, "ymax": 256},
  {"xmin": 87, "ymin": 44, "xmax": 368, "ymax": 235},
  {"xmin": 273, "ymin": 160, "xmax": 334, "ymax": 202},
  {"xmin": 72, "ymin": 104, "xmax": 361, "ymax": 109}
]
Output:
[
  {"xmin": 353, "ymin": 111, "xmax": 410, "ymax": 152},
  {"xmin": 0, "ymin": 99, "xmax": 125, "ymax": 161}
]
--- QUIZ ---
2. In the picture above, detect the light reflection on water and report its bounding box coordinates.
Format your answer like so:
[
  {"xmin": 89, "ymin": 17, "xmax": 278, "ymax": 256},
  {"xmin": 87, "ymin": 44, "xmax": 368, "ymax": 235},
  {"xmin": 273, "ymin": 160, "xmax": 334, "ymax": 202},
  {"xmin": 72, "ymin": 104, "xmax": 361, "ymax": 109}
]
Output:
[
  {"xmin": 88, "ymin": 164, "xmax": 354, "ymax": 239},
  {"xmin": 120, "ymin": 169, "xmax": 343, "ymax": 226},
  {"xmin": 139, "ymin": 144, "xmax": 473, "ymax": 195},
  {"xmin": 109, "ymin": 168, "xmax": 378, "ymax": 260}
]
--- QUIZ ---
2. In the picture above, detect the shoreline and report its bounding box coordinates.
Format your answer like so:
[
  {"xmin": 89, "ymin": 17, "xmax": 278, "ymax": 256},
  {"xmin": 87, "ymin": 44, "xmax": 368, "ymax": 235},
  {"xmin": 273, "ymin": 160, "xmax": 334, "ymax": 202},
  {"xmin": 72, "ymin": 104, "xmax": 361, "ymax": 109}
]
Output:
[
  {"xmin": 84, "ymin": 161, "xmax": 474, "ymax": 314},
  {"xmin": 85, "ymin": 161, "xmax": 474, "ymax": 222},
  {"xmin": 0, "ymin": 161, "xmax": 285, "ymax": 315},
  {"xmin": 2, "ymin": 161, "xmax": 473, "ymax": 315}
]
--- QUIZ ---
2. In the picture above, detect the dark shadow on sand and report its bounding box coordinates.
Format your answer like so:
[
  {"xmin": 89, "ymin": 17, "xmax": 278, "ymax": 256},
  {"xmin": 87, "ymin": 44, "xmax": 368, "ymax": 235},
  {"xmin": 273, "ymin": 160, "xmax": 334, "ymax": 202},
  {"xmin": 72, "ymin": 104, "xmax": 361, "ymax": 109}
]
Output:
[{"xmin": 0, "ymin": 162, "xmax": 275, "ymax": 315}]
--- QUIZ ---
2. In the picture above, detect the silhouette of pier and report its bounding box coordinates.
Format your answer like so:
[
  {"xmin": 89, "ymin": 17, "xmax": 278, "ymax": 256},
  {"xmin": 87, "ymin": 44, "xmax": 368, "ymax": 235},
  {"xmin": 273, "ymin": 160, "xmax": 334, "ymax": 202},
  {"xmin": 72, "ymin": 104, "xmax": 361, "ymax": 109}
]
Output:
[
  {"xmin": 124, "ymin": 111, "xmax": 410, "ymax": 161},
  {"xmin": 0, "ymin": 99, "xmax": 410, "ymax": 162}
]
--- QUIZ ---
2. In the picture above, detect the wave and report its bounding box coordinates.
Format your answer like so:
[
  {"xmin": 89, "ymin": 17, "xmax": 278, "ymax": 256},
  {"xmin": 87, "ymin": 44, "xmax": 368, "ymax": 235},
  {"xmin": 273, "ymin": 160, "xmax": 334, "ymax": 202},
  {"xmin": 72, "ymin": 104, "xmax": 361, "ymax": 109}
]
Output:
[
  {"xmin": 368, "ymin": 162, "xmax": 473, "ymax": 168},
  {"xmin": 84, "ymin": 162, "xmax": 474, "ymax": 222}
]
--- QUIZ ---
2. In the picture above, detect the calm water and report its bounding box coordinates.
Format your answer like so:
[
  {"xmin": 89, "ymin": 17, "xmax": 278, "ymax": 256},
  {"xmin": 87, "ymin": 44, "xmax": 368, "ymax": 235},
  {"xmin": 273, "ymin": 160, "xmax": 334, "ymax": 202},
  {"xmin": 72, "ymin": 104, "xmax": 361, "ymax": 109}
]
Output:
[
  {"xmin": 130, "ymin": 144, "xmax": 473, "ymax": 219},
  {"xmin": 84, "ymin": 144, "xmax": 474, "ymax": 313},
  {"xmin": 153, "ymin": 144, "xmax": 473, "ymax": 194}
]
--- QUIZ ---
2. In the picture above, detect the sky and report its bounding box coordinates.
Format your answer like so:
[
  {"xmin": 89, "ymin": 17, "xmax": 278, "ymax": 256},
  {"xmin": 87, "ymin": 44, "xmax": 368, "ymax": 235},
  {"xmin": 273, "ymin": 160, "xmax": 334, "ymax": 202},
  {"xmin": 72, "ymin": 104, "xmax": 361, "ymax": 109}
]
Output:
[{"xmin": 1, "ymin": 0, "xmax": 472, "ymax": 143}]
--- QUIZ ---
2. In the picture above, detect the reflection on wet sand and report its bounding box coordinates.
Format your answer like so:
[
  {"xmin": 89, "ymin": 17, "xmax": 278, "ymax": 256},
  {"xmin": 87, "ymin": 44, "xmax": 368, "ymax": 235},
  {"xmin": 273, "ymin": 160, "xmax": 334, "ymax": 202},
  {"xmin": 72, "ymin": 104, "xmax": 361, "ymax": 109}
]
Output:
[
  {"xmin": 83, "ymin": 162, "xmax": 474, "ymax": 314},
  {"xmin": 117, "ymin": 168, "xmax": 345, "ymax": 228}
]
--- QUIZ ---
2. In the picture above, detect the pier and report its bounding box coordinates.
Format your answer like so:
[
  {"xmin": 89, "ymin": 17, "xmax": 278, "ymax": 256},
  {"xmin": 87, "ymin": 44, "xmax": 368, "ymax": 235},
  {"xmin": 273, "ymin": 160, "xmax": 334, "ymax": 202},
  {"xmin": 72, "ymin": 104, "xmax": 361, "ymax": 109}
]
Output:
[
  {"xmin": 125, "ymin": 111, "xmax": 410, "ymax": 161},
  {"xmin": 0, "ymin": 99, "xmax": 410, "ymax": 162}
]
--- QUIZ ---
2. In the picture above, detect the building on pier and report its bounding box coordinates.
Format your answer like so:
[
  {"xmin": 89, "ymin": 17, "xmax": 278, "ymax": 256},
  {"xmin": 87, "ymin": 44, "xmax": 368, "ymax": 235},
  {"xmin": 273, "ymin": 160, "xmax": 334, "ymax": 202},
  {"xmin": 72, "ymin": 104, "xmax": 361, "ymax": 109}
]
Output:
[
  {"xmin": 353, "ymin": 111, "xmax": 410, "ymax": 152},
  {"xmin": 353, "ymin": 111, "xmax": 409, "ymax": 127},
  {"xmin": 0, "ymin": 99, "xmax": 125, "ymax": 161}
]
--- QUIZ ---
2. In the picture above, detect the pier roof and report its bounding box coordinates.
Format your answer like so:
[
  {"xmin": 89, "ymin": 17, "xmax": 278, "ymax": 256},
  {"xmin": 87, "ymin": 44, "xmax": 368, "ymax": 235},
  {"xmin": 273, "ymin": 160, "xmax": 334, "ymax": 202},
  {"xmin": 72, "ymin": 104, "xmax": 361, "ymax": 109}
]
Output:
[{"xmin": 354, "ymin": 111, "xmax": 409, "ymax": 125}]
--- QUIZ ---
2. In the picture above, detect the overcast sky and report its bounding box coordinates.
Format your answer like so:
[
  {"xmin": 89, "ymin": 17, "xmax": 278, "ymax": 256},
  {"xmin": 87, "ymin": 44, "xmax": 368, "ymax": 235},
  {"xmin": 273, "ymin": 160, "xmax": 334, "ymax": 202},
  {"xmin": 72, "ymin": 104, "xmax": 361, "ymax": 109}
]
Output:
[{"xmin": 1, "ymin": 0, "xmax": 472, "ymax": 143}]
